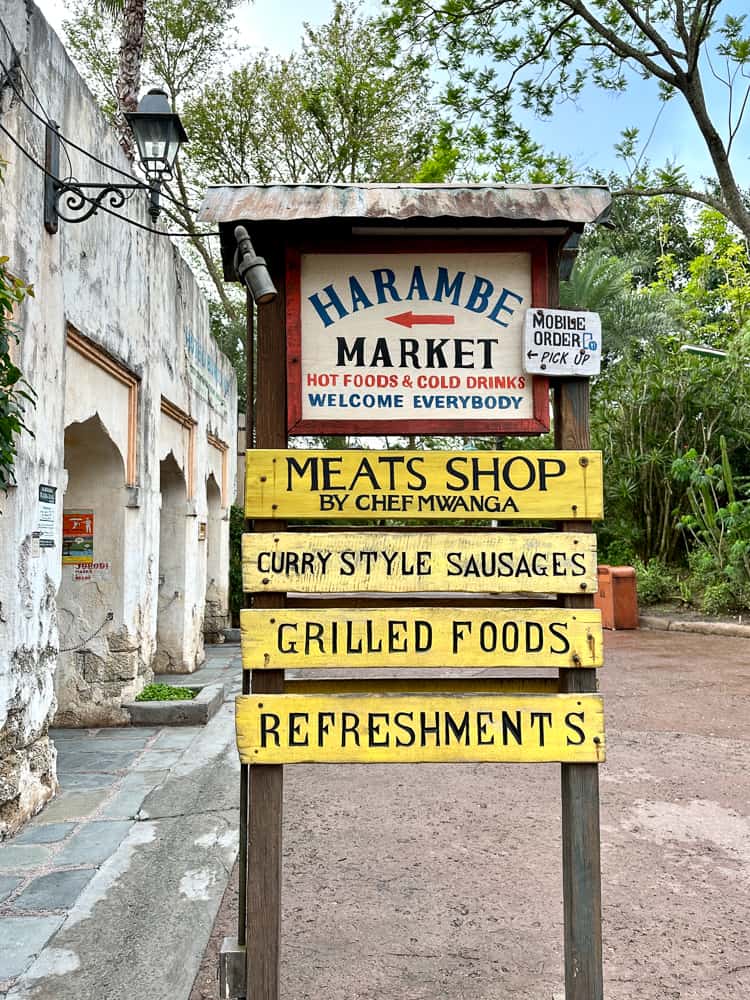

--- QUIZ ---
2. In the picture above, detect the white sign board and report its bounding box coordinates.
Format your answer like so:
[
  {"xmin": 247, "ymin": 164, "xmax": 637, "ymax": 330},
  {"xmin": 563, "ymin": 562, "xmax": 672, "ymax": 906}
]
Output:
[
  {"xmin": 288, "ymin": 249, "xmax": 549, "ymax": 435},
  {"xmin": 523, "ymin": 309, "xmax": 601, "ymax": 377},
  {"xmin": 37, "ymin": 484, "xmax": 57, "ymax": 548}
]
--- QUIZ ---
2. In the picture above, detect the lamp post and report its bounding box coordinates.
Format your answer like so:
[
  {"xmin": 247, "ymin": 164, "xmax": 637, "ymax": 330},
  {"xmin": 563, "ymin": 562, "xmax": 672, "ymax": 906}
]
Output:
[{"xmin": 44, "ymin": 88, "xmax": 188, "ymax": 232}]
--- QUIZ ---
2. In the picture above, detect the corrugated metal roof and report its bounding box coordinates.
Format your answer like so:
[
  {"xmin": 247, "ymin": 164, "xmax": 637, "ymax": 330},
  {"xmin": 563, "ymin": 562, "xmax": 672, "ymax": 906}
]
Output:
[{"xmin": 198, "ymin": 183, "xmax": 611, "ymax": 226}]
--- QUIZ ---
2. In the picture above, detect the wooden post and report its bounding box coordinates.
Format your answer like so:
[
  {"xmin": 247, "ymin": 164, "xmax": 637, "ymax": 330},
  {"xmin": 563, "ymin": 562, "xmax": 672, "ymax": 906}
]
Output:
[
  {"xmin": 554, "ymin": 376, "xmax": 604, "ymax": 1000},
  {"xmin": 245, "ymin": 242, "xmax": 286, "ymax": 1000},
  {"xmin": 238, "ymin": 289, "xmax": 255, "ymax": 949}
]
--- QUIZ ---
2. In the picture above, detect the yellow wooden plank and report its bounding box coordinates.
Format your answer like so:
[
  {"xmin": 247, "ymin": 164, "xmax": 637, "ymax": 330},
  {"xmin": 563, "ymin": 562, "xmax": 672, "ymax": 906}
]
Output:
[
  {"xmin": 285, "ymin": 678, "xmax": 561, "ymax": 695},
  {"xmin": 235, "ymin": 693, "xmax": 605, "ymax": 764},
  {"xmin": 244, "ymin": 449, "xmax": 603, "ymax": 521},
  {"xmin": 242, "ymin": 530, "xmax": 597, "ymax": 595},
  {"xmin": 240, "ymin": 608, "xmax": 602, "ymax": 669}
]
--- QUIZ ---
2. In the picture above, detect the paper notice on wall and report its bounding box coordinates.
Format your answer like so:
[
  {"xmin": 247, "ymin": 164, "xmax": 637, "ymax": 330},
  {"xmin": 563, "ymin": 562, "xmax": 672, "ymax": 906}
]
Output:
[
  {"xmin": 37, "ymin": 484, "xmax": 57, "ymax": 548},
  {"xmin": 73, "ymin": 560, "xmax": 111, "ymax": 582},
  {"xmin": 63, "ymin": 509, "xmax": 94, "ymax": 564}
]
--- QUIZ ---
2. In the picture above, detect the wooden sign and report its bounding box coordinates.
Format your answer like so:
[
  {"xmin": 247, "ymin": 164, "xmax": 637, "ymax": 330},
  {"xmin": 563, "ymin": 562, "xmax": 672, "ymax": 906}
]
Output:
[
  {"xmin": 236, "ymin": 693, "xmax": 605, "ymax": 764},
  {"xmin": 287, "ymin": 243, "xmax": 550, "ymax": 436},
  {"xmin": 242, "ymin": 531, "xmax": 598, "ymax": 594},
  {"xmin": 240, "ymin": 608, "xmax": 603, "ymax": 670},
  {"xmin": 244, "ymin": 449, "xmax": 603, "ymax": 521},
  {"xmin": 523, "ymin": 308, "xmax": 602, "ymax": 377}
]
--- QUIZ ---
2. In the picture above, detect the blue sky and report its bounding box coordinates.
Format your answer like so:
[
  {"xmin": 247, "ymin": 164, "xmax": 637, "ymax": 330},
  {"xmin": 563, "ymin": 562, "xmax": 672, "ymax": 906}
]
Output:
[{"xmin": 36, "ymin": 0, "xmax": 749, "ymax": 189}]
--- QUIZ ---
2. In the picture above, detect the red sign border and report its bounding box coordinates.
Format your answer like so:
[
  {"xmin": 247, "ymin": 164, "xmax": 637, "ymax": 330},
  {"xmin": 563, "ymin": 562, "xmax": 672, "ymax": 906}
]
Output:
[{"xmin": 286, "ymin": 237, "xmax": 550, "ymax": 437}]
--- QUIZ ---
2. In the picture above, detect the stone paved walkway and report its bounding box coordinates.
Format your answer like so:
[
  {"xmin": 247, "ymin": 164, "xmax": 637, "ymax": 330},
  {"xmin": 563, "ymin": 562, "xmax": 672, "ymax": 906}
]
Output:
[{"xmin": 0, "ymin": 644, "xmax": 242, "ymax": 1000}]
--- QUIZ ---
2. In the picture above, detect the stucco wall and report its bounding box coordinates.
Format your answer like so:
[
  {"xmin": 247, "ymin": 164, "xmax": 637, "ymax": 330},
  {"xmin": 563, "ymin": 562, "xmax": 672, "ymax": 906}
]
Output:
[{"xmin": 0, "ymin": 0, "xmax": 237, "ymax": 835}]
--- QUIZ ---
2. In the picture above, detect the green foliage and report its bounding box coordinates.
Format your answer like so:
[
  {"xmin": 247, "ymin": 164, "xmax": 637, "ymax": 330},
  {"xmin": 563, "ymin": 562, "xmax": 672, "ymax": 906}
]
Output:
[
  {"xmin": 182, "ymin": 1, "xmax": 436, "ymax": 185},
  {"xmin": 419, "ymin": 118, "xmax": 574, "ymax": 185},
  {"xmin": 135, "ymin": 683, "xmax": 196, "ymax": 701},
  {"xmin": 665, "ymin": 210, "xmax": 750, "ymax": 343},
  {"xmin": 228, "ymin": 504, "xmax": 244, "ymax": 621},
  {"xmin": 591, "ymin": 331, "xmax": 750, "ymax": 564},
  {"xmin": 64, "ymin": 0, "xmax": 238, "ymax": 121},
  {"xmin": 382, "ymin": 1, "xmax": 750, "ymax": 237},
  {"xmin": 1, "ymin": 162, "xmax": 36, "ymax": 493},
  {"xmin": 561, "ymin": 253, "xmax": 676, "ymax": 359},
  {"xmin": 683, "ymin": 548, "xmax": 750, "ymax": 614},
  {"xmin": 632, "ymin": 558, "xmax": 679, "ymax": 606},
  {"xmin": 585, "ymin": 163, "xmax": 695, "ymax": 286},
  {"xmin": 672, "ymin": 436, "xmax": 750, "ymax": 603},
  {"xmin": 210, "ymin": 307, "xmax": 246, "ymax": 407}
]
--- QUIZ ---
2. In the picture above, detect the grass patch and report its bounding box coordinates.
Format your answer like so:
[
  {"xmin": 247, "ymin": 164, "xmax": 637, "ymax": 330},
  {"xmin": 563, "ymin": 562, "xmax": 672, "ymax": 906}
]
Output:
[{"xmin": 135, "ymin": 683, "xmax": 196, "ymax": 702}]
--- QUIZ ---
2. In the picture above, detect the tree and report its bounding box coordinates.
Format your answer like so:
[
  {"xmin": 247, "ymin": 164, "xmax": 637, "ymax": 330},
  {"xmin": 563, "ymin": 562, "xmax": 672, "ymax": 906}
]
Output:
[
  {"xmin": 64, "ymin": 0, "xmax": 242, "ymax": 319},
  {"xmin": 561, "ymin": 253, "xmax": 677, "ymax": 358},
  {"xmin": 664, "ymin": 208, "xmax": 750, "ymax": 342},
  {"xmin": 64, "ymin": 0, "xmax": 437, "ymax": 321},
  {"xmin": 91, "ymin": 0, "xmax": 146, "ymax": 158},
  {"xmin": 182, "ymin": 1, "xmax": 436, "ymax": 185},
  {"xmin": 591, "ymin": 330, "xmax": 750, "ymax": 563},
  {"xmin": 384, "ymin": 1, "xmax": 750, "ymax": 239}
]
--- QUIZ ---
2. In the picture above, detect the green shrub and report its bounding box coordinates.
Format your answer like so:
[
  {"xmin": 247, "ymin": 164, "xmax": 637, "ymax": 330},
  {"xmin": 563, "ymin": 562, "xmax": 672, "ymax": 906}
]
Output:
[
  {"xmin": 135, "ymin": 683, "xmax": 195, "ymax": 702},
  {"xmin": 598, "ymin": 537, "xmax": 637, "ymax": 567},
  {"xmin": 700, "ymin": 582, "xmax": 738, "ymax": 616},
  {"xmin": 633, "ymin": 558, "xmax": 679, "ymax": 605}
]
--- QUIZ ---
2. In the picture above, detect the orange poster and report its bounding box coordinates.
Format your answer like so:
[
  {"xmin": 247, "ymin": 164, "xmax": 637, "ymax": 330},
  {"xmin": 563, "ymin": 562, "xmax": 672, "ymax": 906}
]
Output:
[{"xmin": 62, "ymin": 509, "xmax": 94, "ymax": 564}]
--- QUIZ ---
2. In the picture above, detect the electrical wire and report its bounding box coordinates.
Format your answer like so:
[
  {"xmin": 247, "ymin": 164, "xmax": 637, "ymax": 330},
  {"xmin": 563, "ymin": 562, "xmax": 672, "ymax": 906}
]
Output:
[
  {"xmin": 0, "ymin": 46, "xmax": 201, "ymax": 216},
  {"xmin": 0, "ymin": 119, "xmax": 219, "ymax": 238},
  {"xmin": 0, "ymin": 11, "xmax": 216, "ymax": 237},
  {"xmin": 1, "ymin": 15, "xmax": 49, "ymax": 124},
  {"xmin": 0, "ymin": 14, "xmax": 74, "ymax": 179}
]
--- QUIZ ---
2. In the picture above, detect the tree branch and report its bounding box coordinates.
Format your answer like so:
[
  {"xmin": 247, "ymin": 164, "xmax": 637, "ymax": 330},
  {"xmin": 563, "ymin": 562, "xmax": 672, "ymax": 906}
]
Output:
[
  {"xmin": 612, "ymin": 0, "xmax": 686, "ymax": 75},
  {"xmin": 613, "ymin": 185, "xmax": 729, "ymax": 215},
  {"xmin": 558, "ymin": 0, "xmax": 680, "ymax": 88}
]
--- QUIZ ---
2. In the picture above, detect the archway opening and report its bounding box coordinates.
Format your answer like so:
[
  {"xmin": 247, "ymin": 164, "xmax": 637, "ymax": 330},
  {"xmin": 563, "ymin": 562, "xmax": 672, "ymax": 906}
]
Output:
[
  {"xmin": 155, "ymin": 452, "xmax": 188, "ymax": 671},
  {"xmin": 204, "ymin": 473, "xmax": 226, "ymax": 643},
  {"xmin": 56, "ymin": 415, "xmax": 127, "ymax": 726}
]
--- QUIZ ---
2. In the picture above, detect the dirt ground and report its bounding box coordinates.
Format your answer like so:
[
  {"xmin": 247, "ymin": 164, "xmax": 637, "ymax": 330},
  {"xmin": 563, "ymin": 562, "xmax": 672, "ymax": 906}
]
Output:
[{"xmin": 190, "ymin": 628, "xmax": 750, "ymax": 1000}]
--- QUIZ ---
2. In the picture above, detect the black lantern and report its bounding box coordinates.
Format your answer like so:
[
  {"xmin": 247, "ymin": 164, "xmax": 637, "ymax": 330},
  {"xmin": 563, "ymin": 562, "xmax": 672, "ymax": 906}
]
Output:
[
  {"xmin": 44, "ymin": 88, "xmax": 189, "ymax": 231},
  {"xmin": 125, "ymin": 89, "xmax": 188, "ymax": 182}
]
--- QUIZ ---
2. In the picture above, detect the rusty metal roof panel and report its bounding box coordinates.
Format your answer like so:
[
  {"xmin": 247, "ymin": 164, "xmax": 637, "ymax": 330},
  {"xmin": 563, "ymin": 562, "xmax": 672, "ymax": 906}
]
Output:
[{"xmin": 198, "ymin": 183, "xmax": 611, "ymax": 226}]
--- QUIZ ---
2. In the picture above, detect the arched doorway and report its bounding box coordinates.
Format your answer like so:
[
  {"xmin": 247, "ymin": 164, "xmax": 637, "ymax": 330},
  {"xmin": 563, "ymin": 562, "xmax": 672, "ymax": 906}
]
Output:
[
  {"xmin": 56, "ymin": 415, "xmax": 129, "ymax": 726},
  {"xmin": 203, "ymin": 473, "xmax": 226, "ymax": 642},
  {"xmin": 155, "ymin": 452, "xmax": 188, "ymax": 671}
]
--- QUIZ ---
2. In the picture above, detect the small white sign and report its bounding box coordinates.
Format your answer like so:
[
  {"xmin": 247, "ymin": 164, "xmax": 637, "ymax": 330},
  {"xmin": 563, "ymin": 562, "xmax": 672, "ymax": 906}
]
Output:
[
  {"xmin": 37, "ymin": 484, "xmax": 57, "ymax": 548},
  {"xmin": 523, "ymin": 308, "xmax": 601, "ymax": 377}
]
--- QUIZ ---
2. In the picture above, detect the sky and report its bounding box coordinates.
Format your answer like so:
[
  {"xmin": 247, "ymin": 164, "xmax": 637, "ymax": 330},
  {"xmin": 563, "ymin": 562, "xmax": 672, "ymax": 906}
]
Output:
[{"xmin": 34, "ymin": 0, "xmax": 749, "ymax": 189}]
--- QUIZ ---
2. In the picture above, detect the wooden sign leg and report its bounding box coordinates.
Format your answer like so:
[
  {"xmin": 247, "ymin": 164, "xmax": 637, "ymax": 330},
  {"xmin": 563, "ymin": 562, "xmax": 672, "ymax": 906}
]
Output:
[
  {"xmin": 245, "ymin": 249, "xmax": 287, "ymax": 1000},
  {"xmin": 246, "ymin": 728, "xmax": 283, "ymax": 998},
  {"xmin": 560, "ymin": 677, "xmax": 604, "ymax": 1000},
  {"xmin": 555, "ymin": 377, "xmax": 604, "ymax": 1000}
]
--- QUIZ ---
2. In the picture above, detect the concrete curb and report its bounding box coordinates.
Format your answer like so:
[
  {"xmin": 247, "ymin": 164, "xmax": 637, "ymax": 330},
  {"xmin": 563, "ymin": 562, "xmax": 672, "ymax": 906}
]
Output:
[
  {"xmin": 639, "ymin": 615, "xmax": 750, "ymax": 638},
  {"xmin": 123, "ymin": 682, "xmax": 225, "ymax": 726}
]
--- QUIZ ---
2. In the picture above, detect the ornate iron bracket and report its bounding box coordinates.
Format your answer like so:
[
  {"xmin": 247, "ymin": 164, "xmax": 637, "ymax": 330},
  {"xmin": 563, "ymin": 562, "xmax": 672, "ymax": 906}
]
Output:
[{"xmin": 44, "ymin": 122, "xmax": 160, "ymax": 233}]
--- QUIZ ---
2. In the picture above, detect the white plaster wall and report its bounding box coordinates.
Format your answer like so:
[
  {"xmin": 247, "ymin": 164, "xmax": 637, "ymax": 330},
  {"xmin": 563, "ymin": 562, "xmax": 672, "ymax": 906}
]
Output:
[
  {"xmin": 0, "ymin": 0, "xmax": 237, "ymax": 833},
  {"xmin": 64, "ymin": 350, "xmax": 130, "ymax": 462},
  {"xmin": 159, "ymin": 412, "xmax": 190, "ymax": 472}
]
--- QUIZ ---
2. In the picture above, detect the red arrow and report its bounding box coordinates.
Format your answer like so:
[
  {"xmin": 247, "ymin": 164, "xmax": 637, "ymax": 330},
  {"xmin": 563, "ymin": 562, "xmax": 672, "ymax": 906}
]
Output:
[{"xmin": 386, "ymin": 311, "xmax": 455, "ymax": 329}]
